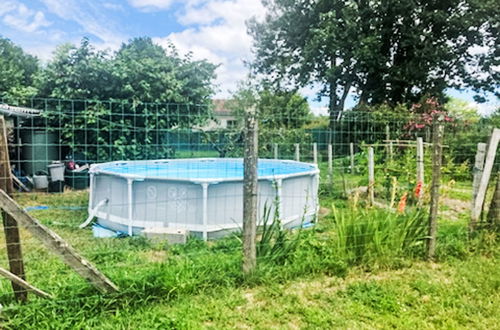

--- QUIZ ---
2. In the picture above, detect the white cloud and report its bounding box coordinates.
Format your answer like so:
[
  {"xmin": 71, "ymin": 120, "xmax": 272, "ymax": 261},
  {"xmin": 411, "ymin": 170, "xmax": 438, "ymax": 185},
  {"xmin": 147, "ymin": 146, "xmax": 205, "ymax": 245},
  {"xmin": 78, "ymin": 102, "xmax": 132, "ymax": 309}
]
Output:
[
  {"xmin": 40, "ymin": 0, "xmax": 124, "ymax": 49},
  {"xmin": 154, "ymin": 0, "xmax": 266, "ymax": 97},
  {"xmin": 0, "ymin": 1, "xmax": 51, "ymax": 33},
  {"xmin": 128, "ymin": 0, "xmax": 176, "ymax": 11},
  {"xmin": 0, "ymin": 1, "xmax": 17, "ymax": 16}
]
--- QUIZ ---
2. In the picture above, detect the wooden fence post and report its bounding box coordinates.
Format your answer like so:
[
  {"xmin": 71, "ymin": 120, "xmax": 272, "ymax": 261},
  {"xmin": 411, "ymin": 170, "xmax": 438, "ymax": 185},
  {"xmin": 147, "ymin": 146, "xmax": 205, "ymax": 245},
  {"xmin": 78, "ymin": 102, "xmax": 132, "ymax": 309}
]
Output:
[
  {"xmin": 243, "ymin": 107, "xmax": 258, "ymax": 274},
  {"xmin": 471, "ymin": 128, "xmax": 500, "ymax": 229},
  {"xmin": 0, "ymin": 116, "xmax": 27, "ymax": 301},
  {"xmin": 273, "ymin": 143, "xmax": 278, "ymax": 159},
  {"xmin": 487, "ymin": 172, "xmax": 500, "ymax": 227},
  {"xmin": 368, "ymin": 147, "xmax": 375, "ymax": 206},
  {"xmin": 428, "ymin": 123, "xmax": 444, "ymax": 260},
  {"xmin": 328, "ymin": 144, "xmax": 333, "ymax": 188},
  {"xmin": 0, "ymin": 190, "xmax": 118, "ymax": 293},
  {"xmin": 350, "ymin": 142, "xmax": 355, "ymax": 173},
  {"xmin": 385, "ymin": 125, "xmax": 390, "ymax": 157},
  {"xmin": 470, "ymin": 142, "xmax": 486, "ymax": 231},
  {"xmin": 416, "ymin": 137, "xmax": 425, "ymax": 203},
  {"xmin": 294, "ymin": 143, "xmax": 300, "ymax": 161},
  {"xmin": 472, "ymin": 143, "xmax": 487, "ymax": 203}
]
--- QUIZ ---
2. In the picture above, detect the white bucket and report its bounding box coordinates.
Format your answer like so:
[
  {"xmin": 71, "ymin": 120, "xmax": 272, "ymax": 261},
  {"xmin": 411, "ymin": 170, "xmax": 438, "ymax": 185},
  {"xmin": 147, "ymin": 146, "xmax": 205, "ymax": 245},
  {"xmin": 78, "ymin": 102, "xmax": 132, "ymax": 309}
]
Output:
[
  {"xmin": 33, "ymin": 175, "xmax": 48, "ymax": 189},
  {"xmin": 48, "ymin": 163, "xmax": 65, "ymax": 182}
]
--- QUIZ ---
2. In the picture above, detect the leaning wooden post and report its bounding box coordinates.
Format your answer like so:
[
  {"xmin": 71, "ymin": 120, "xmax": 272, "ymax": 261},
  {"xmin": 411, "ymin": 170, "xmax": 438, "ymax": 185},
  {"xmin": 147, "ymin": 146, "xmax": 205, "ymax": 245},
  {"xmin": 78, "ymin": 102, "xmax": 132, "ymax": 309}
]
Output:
[
  {"xmin": 0, "ymin": 116, "xmax": 27, "ymax": 301},
  {"xmin": 349, "ymin": 142, "xmax": 355, "ymax": 173},
  {"xmin": 312, "ymin": 143, "xmax": 318, "ymax": 164},
  {"xmin": 273, "ymin": 143, "xmax": 278, "ymax": 159},
  {"xmin": 294, "ymin": 143, "xmax": 300, "ymax": 161},
  {"xmin": 471, "ymin": 128, "xmax": 500, "ymax": 229},
  {"xmin": 243, "ymin": 106, "xmax": 258, "ymax": 274},
  {"xmin": 328, "ymin": 144, "xmax": 333, "ymax": 189},
  {"xmin": 428, "ymin": 122, "xmax": 444, "ymax": 260},
  {"xmin": 368, "ymin": 147, "xmax": 375, "ymax": 206},
  {"xmin": 0, "ymin": 190, "xmax": 118, "ymax": 293},
  {"xmin": 416, "ymin": 137, "xmax": 425, "ymax": 203}
]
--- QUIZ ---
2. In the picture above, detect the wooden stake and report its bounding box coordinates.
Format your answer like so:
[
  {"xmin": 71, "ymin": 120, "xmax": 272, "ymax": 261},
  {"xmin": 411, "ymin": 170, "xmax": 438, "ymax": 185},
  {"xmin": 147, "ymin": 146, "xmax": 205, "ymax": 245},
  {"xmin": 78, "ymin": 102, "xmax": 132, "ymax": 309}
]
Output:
[
  {"xmin": 0, "ymin": 116, "xmax": 27, "ymax": 301},
  {"xmin": 385, "ymin": 125, "xmax": 390, "ymax": 157},
  {"xmin": 471, "ymin": 128, "xmax": 500, "ymax": 228},
  {"xmin": 313, "ymin": 143, "xmax": 318, "ymax": 164},
  {"xmin": 0, "ymin": 266, "xmax": 51, "ymax": 299},
  {"xmin": 350, "ymin": 142, "xmax": 355, "ymax": 173},
  {"xmin": 472, "ymin": 143, "xmax": 487, "ymax": 204},
  {"xmin": 0, "ymin": 190, "xmax": 119, "ymax": 293},
  {"xmin": 487, "ymin": 172, "xmax": 500, "ymax": 227},
  {"xmin": 328, "ymin": 144, "xmax": 333, "ymax": 188},
  {"xmin": 243, "ymin": 107, "xmax": 258, "ymax": 274},
  {"xmin": 294, "ymin": 143, "xmax": 300, "ymax": 161},
  {"xmin": 368, "ymin": 147, "xmax": 375, "ymax": 206},
  {"xmin": 428, "ymin": 124, "xmax": 444, "ymax": 260},
  {"xmin": 416, "ymin": 137, "xmax": 425, "ymax": 202}
]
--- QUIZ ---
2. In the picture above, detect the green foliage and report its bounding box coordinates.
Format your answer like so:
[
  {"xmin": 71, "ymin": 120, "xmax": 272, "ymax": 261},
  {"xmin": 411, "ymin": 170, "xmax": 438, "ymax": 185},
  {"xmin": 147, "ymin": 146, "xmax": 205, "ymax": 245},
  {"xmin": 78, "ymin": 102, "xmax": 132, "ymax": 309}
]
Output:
[
  {"xmin": 35, "ymin": 37, "xmax": 217, "ymax": 104},
  {"xmin": 249, "ymin": 0, "xmax": 498, "ymax": 120},
  {"xmin": 209, "ymin": 84, "xmax": 313, "ymax": 158},
  {"xmin": 330, "ymin": 206, "xmax": 427, "ymax": 266},
  {"xmin": 0, "ymin": 36, "xmax": 38, "ymax": 99},
  {"xmin": 257, "ymin": 203, "xmax": 299, "ymax": 265}
]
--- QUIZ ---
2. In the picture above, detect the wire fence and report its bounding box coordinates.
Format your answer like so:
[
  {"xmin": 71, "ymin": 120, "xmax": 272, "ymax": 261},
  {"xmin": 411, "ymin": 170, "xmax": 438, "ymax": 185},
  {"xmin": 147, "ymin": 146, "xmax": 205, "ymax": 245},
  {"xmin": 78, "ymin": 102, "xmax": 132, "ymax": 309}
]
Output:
[{"xmin": 0, "ymin": 97, "xmax": 498, "ymax": 315}]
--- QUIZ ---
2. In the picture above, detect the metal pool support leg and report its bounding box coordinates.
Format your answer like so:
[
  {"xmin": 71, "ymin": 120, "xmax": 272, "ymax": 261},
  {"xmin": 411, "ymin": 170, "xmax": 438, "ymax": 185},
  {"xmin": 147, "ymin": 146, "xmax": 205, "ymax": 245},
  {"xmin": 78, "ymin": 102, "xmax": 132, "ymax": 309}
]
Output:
[
  {"xmin": 314, "ymin": 173, "xmax": 320, "ymax": 219},
  {"xmin": 89, "ymin": 173, "xmax": 94, "ymax": 209},
  {"xmin": 201, "ymin": 183, "xmax": 209, "ymax": 241},
  {"xmin": 127, "ymin": 178, "xmax": 134, "ymax": 236}
]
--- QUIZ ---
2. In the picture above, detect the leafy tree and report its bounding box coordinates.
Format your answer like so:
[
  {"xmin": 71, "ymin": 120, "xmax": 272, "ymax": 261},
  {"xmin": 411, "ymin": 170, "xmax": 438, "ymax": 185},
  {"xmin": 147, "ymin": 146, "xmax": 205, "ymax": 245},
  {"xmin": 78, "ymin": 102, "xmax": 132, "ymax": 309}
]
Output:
[
  {"xmin": 249, "ymin": 0, "xmax": 498, "ymax": 126},
  {"xmin": 0, "ymin": 36, "xmax": 38, "ymax": 100},
  {"xmin": 112, "ymin": 37, "xmax": 217, "ymax": 104},
  {"xmin": 207, "ymin": 83, "xmax": 313, "ymax": 157},
  {"xmin": 35, "ymin": 38, "xmax": 115, "ymax": 100}
]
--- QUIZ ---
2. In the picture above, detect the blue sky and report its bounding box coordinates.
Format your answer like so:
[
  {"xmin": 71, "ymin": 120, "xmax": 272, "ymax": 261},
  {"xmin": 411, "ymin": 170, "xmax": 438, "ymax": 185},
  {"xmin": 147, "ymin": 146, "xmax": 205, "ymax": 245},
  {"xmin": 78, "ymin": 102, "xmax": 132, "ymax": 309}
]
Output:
[{"xmin": 0, "ymin": 0, "xmax": 497, "ymax": 114}]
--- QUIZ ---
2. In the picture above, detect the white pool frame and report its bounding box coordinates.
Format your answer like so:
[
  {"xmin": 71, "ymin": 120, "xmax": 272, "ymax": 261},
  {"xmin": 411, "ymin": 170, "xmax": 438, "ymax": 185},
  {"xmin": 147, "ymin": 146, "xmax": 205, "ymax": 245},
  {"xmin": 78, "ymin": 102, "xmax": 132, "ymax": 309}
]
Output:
[{"xmin": 88, "ymin": 158, "xmax": 319, "ymax": 240}]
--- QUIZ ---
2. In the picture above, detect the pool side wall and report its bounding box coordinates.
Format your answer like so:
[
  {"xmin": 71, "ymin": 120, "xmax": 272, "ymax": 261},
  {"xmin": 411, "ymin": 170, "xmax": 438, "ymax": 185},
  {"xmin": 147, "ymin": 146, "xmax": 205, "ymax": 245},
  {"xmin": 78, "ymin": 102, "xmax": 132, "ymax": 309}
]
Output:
[{"xmin": 89, "ymin": 159, "xmax": 319, "ymax": 239}]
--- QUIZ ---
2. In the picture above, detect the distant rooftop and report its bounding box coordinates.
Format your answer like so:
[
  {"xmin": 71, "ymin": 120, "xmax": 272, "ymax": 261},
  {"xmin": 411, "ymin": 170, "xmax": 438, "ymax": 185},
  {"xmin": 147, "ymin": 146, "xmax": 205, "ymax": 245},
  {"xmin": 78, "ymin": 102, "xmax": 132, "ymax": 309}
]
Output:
[
  {"xmin": 0, "ymin": 103, "xmax": 41, "ymax": 118},
  {"xmin": 212, "ymin": 99, "xmax": 232, "ymax": 116}
]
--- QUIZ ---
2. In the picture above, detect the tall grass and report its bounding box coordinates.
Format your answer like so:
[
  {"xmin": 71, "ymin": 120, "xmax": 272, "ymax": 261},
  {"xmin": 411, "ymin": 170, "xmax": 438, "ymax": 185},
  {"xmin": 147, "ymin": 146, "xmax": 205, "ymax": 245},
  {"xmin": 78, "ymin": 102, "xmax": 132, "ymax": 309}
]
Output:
[{"xmin": 330, "ymin": 206, "xmax": 428, "ymax": 265}]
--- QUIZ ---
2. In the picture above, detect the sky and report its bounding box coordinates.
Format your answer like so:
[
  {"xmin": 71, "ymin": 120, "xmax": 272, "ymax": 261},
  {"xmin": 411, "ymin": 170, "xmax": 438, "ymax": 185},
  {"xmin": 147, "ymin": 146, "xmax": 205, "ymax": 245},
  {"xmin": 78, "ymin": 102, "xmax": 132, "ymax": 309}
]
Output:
[{"xmin": 0, "ymin": 0, "xmax": 498, "ymax": 115}]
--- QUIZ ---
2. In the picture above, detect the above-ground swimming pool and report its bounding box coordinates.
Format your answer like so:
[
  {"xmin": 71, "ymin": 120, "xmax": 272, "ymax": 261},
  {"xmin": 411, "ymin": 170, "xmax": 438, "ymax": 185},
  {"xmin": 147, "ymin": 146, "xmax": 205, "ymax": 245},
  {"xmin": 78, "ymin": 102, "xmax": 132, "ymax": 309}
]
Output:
[{"xmin": 88, "ymin": 158, "xmax": 319, "ymax": 240}]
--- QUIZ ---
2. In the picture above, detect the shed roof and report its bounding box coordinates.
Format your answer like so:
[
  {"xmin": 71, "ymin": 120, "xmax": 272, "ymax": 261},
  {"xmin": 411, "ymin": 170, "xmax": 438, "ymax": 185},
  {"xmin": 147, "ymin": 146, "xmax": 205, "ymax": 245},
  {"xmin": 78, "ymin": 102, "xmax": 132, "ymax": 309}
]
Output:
[{"xmin": 0, "ymin": 103, "xmax": 41, "ymax": 118}]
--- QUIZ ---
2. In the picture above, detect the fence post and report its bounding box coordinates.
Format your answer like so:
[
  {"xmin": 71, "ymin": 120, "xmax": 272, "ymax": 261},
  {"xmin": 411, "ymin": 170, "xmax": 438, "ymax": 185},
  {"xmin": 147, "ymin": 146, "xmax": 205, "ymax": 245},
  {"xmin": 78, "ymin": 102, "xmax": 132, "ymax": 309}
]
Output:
[
  {"xmin": 350, "ymin": 142, "xmax": 355, "ymax": 173},
  {"xmin": 273, "ymin": 143, "xmax": 278, "ymax": 159},
  {"xmin": 0, "ymin": 116, "xmax": 27, "ymax": 301},
  {"xmin": 368, "ymin": 147, "xmax": 375, "ymax": 206},
  {"xmin": 470, "ymin": 142, "xmax": 486, "ymax": 231},
  {"xmin": 472, "ymin": 143, "xmax": 487, "ymax": 202},
  {"xmin": 471, "ymin": 128, "xmax": 500, "ymax": 229},
  {"xmin": 294, "ymin": 143, "xmax": 300, "ymax": 161},
  {"xmin": 313, "ymin": 143, "xmax": 318, "ymax": 164},
  {"xmin": 416, "ymin": 137, "xmax": 425, "ymax": 203},
  {"xmin": 328, "ymin": 144, "xmax": 333, "ymax": 188},
  {"xmin": 487, "ymin": 172, "xmax": 500, "ymax": 228},
  {"xmin": 243, "ymin": 107, "xmax": 258, "ymax": 274},
  {"xmin": 385, "ymin": 125, "xmax": 390, "ymax": 157},
  {"xmin": 428, "ymin": 123, "xmax": 444, "ymax": 260}
]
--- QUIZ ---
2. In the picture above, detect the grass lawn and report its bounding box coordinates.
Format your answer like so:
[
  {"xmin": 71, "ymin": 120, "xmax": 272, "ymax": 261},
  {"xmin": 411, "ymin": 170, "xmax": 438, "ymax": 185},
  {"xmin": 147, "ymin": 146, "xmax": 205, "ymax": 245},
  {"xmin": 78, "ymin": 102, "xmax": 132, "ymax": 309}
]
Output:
[{"xmin": 0, "ymin": 172, "xmax": 497, "ymax": 329}]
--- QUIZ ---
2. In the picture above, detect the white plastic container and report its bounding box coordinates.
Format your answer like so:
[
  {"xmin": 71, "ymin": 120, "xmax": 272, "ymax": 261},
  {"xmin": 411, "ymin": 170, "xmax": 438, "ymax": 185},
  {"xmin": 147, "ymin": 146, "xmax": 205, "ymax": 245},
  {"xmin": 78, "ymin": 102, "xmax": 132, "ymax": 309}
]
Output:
[
  {"xmin": 33, "ymin": 175, "xmax": 48, "ymax": 189},
  {"xmin": 47, "ymin": 163, "xmax": 65, "ymax": 182}
]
